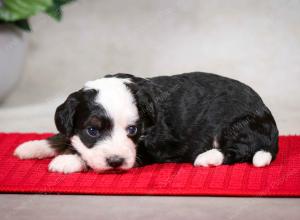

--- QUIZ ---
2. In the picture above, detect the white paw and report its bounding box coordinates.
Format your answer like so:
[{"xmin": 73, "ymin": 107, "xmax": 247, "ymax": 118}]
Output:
[
  {"xmin": 48, "ymin": 154, "xmax": 86, "ymax": 174},
  {"xmin": 253, "ymin": 150, "xmax": 272, "ymax": 167},
  {"xmin": 14, "ymin": 140, "xmax": 56, "ymax": 159},
  {"xmin": 194, "ymin": 149, "xmax": 224, "ymax": 167}
]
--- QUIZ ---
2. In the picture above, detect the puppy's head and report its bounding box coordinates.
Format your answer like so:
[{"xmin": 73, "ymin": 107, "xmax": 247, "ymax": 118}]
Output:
[{"xmin": 55, "ymin": 76, "xmax": 144, "ymax": 172}]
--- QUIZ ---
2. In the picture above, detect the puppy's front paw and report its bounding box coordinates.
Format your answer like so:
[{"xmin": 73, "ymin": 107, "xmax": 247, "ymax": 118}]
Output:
[
  {"xmin": 48, "ymin": 154, "xmax": 86, "ymax": 174},
  {"xmin": 14, "ymin": 140, "xmax": 56, "ymax": 159}
]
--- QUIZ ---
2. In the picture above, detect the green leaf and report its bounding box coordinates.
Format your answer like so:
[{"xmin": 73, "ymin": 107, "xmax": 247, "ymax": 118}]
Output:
[
  {"xmin": 0, "ymin": 0, "xmax": 54, "ymax": 21},
  {"xmin": 56, "ymin": 0, "xmax": 75, "ymax": 5},
  {"xmin": 46, "ymin": 0, "xmax": 75, "ymax": 21},
  {"xmin": 14, "ymin": 19, "xmax": 31, "ymax": 31},
  {"xmin": 46, "ymin": 4, "xmax": 62, "ymax": 21}
]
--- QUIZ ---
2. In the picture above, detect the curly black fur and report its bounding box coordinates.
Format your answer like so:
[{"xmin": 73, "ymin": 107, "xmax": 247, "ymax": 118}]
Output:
[{"xmin": 50, "ymin": 72, "xmax": 279, "ymax": 167}]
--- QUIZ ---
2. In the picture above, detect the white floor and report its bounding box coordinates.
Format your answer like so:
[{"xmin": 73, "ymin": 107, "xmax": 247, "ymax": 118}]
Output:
[{"xmin": 0, "ymin": 1, "xmax": 299, "ymax": 219}]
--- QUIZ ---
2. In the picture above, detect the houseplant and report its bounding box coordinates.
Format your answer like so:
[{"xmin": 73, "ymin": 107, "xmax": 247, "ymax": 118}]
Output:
[{"xmin": 0, "ymin": 0, "xmax": 74, "ymax": 102}]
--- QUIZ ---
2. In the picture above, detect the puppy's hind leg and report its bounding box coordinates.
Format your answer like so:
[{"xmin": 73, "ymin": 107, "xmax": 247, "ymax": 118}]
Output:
[
  {"xmin": 192, "ymin": 136, "xmax": 224, "ymax": 167},
  {"xmin": 194, "ymin": 149, "xmax": 224, "ymax": 167},
  {"xmin": 252, "ymin": 150, "xmax": 272, "ymax": 167}
]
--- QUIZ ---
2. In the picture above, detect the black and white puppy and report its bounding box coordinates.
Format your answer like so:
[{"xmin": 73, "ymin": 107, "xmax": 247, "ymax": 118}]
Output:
[{"xmin": 14, "ymin": 72, "xmax": 279, "ymax": 173}]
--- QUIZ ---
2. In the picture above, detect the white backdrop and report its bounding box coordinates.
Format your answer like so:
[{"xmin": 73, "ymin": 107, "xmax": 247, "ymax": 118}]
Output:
[{"xmin": 0, "ymin": 0, "xmax": 299, "ymax": 134}]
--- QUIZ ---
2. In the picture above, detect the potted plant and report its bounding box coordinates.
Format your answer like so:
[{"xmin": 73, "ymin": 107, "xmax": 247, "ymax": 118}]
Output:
[{"xmin": 0, "ymin": 0, "xmax": 74, "ymax": 102}]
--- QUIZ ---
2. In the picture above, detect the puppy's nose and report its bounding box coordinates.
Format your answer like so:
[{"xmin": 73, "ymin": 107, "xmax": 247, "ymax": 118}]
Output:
[{"xmin": 106, "ymin": 156, "xmax": 125, "ymax": 168}]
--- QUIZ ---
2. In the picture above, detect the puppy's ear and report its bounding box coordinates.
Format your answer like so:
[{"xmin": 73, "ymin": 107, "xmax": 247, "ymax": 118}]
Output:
[
  {"xmin": 128, "ymin": 80, "xmax": 158, "ymax": 127},
  {"xmin": 55, "ymin": 91, "xmax": 81, "ymax": 137},
  {"xmin": 135, "ymin": 88, "xmax": 156, "ymax": 127}
]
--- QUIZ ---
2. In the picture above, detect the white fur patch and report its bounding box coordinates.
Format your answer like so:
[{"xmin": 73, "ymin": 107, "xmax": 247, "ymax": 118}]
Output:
[
  {"xmin": 84, "ymin": 77, "xmax": 138, "ymax": 126},
  {"xmin": 252, "ymin": 150, "xmax": 272, "ymax": 167},
  {"xmin": 14, "ymin": 140, "xmax": 56, "ymax": 159},
  {"xmin": 48, "ymin": 154, "xmax": 86, "ymax": 174},
  {"xmin": 194, "ymin": 149, "xmax": 224, "ymax": 167},
  {"xmin": 213, "ymin": 136, "xmax": 219, "ymax": 148}
]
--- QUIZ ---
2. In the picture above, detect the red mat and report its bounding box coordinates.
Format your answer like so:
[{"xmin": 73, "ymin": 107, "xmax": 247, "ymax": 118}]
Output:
[{"xmin": 0, "ymin": 133, "xmax": 299, "ymax": 196}]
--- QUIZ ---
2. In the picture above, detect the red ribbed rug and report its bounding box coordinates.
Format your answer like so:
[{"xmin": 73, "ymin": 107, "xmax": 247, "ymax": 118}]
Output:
[{"xmin": 0, "ymin": 133, "xmax": 299, "ymax": 196}]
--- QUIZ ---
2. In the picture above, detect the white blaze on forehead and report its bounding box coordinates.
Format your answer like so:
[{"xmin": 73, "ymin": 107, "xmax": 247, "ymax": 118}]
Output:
[{"xmin": 84, "ymin": 77, "xmax": 138, "ymax": 126}]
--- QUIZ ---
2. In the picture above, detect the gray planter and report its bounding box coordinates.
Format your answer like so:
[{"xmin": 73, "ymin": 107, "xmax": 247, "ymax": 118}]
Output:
[{"xmin": 0, "ymin": 25, "xmax": 28, "ymax": 102}]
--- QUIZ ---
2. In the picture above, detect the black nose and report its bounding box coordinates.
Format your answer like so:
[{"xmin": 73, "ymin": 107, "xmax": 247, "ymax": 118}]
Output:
[{"xmin": 106, "ymin": 156, "xmax": 125, "ymax": 168}]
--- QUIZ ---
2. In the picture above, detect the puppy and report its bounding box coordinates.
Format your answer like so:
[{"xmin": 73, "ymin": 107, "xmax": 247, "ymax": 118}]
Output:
[{"xmin": 14, "ymin": 72, "xmax": 279, "ymax": 173}]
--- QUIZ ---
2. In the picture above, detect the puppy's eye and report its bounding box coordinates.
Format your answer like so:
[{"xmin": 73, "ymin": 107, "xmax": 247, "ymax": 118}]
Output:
[
  {"xmin": 126, "ymin": 125, "xmax": 137, "ymax": 137},
  {"xmin": 86, "ymin": 127, "xmax": 99, "ymax": 137}
]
